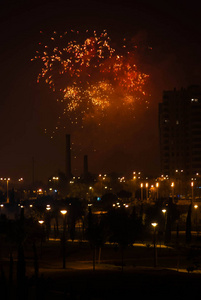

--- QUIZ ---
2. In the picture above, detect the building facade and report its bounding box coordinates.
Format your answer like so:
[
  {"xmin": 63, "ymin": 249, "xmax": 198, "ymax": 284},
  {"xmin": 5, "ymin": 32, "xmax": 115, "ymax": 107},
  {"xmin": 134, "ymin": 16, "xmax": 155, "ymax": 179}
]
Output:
[{"xmin": 159, "ymin": 85, "xmax": 201, "ymax": 179}]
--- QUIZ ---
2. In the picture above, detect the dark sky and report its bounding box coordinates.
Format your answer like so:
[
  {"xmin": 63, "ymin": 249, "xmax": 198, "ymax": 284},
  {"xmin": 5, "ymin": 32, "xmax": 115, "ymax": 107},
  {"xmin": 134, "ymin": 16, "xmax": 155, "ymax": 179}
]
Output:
[{"xmin": 0, "ymin": 0, "xmax": 201, "ymax": 184}]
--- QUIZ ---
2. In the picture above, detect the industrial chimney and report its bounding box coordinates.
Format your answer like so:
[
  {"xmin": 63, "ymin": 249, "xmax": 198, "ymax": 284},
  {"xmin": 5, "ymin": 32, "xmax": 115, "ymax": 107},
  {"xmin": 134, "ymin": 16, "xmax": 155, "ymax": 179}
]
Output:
[{"xmin": 66, "ymin": 134, "xmax": 72, "ymax": 179}]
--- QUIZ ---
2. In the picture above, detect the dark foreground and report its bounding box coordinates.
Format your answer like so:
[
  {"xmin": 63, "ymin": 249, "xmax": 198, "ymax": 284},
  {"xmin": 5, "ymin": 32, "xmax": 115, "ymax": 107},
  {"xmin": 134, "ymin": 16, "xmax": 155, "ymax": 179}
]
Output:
[
  {"xmin": 2, "ymin": 265, "xmax": 201, "ymax": 300},
  {"xmin": 1, "ymin": 241, "xmax": 201, "ymax": 299}
]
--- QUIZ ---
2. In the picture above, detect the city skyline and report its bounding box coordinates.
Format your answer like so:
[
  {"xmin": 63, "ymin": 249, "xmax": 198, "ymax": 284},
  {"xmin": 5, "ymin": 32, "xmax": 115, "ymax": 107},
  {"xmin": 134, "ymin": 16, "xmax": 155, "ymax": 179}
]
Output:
[{"xmin": 1, "ymin": 0, "xmax": 201, "ymax": 184}]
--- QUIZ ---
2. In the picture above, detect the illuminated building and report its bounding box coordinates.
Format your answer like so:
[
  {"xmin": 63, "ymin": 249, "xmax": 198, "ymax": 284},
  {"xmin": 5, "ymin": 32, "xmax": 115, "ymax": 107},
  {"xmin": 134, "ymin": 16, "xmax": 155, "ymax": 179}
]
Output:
[{"xmin": 159, "ymin": 85, "xmax": 201, "ymax": 178}]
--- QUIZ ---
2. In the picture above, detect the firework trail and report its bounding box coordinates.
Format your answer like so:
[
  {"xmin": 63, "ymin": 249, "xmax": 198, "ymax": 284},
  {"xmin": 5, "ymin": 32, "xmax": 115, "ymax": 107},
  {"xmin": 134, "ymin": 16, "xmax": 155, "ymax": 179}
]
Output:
[{"xmin": 32, "ymin": 29, "xmax": 150, "ymax": 137}]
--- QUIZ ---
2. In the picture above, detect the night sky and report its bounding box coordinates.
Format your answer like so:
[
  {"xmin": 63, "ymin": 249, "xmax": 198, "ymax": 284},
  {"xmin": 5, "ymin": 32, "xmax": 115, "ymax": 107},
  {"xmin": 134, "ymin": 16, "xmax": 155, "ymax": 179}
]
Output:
[{"xmin": 0, "ymin": 0, "xmax": 201, "ymax": 184}]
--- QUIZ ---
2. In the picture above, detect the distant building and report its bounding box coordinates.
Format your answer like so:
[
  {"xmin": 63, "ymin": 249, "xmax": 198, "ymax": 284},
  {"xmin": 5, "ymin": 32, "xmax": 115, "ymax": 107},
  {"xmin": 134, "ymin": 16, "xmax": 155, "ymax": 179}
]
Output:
[{"xmin": 159, "ymin": 85, "xmax": 201, "ymax": 178}]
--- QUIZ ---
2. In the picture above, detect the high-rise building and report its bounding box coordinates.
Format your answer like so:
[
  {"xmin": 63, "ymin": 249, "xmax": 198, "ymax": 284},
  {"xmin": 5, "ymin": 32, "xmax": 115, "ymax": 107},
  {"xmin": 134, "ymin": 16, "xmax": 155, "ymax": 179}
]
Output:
[{"xmin": 159, "ymin": 85, "xmax": 201, "ymax": 178}]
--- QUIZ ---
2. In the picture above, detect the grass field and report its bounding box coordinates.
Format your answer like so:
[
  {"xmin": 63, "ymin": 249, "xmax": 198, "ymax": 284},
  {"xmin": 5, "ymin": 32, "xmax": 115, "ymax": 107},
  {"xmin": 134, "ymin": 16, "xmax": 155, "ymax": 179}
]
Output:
[{"xmin": 1, "ymin": 238, "xmax": 201, "ymax": 299}]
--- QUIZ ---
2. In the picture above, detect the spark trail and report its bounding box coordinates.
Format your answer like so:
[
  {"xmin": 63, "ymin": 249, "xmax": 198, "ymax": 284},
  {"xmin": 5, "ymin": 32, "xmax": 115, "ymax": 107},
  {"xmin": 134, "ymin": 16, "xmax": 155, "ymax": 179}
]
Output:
[{"xmin": 32, "ymin": 29, "xmax": 150, "ymax": 138}]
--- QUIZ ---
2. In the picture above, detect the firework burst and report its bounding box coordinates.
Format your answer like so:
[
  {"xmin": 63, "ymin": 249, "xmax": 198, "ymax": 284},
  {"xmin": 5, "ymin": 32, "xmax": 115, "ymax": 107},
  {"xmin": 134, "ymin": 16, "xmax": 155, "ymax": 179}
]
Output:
[{"xmin": 32, "ymin": 29, "xmax": 150, "ymax": 137}]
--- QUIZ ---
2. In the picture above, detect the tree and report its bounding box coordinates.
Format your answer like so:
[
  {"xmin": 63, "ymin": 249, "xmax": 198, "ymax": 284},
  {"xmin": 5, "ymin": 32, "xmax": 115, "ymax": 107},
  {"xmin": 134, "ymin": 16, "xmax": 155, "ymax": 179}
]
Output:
[
  {"xmin": 117, "ymin": 190, "xmax": 132, "ymax": 201},
  {"xmin": 66, "ymin": 198, "xmax": 85, "ymax": 241},
  {"xmin": 86, "ymin": 206, "xmax": 96, "ymax": 270},
  {"xmin": 99, "ymin": 193, "xmax": 118, "ymax": 210},
  {"xmin": 107, "ymin": 207, "xmax": 134, "ymax": 272},
  {"xmin": 16, "ymin": 207, "xmax": 26, "ymax": 299},
  {"xmin": 86, "ymin": 207, "xmax": 109, "ymax": 270}
]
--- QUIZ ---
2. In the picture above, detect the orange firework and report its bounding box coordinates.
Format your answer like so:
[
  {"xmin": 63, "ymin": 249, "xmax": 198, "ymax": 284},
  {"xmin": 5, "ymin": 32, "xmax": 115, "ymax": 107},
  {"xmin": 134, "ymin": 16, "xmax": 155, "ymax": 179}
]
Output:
[{"xmin": 32, "ymin": 29, "xmax": 150, "ymax": 136}]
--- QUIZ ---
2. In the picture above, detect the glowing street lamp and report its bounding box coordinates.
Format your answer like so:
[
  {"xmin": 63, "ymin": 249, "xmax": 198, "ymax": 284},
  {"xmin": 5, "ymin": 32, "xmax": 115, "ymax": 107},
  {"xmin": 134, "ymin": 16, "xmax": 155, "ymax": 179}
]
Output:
[
  {"xmin": 146, "ymin": 183, "xmax": 149, "ymax": 200},
  {"xmin": 171, "ymin": 182, "xmax": 174, "ymax": 203},
  {"xmin": 60, "ymin": 209, "xmax": 68, "ymax": 269},
  {"xmin": 46, "ymin": 205, "xmax": 51, "ymax": 211},
  {"xmin": 191, "ymin": 181, "xmax": 194, "ymax": 203},
  {"xmin": 194, "ymin": 204, "xmax": 198, "ymax": 233},
  {"xmin": 60, "ymin": 210, "xmax": 67, "ymax": 215},
  {"xmin": 0, "ymin": 203, "xmax": 4, "ymax": 214},
  {"xmin": 38, "ymin": 220, "xmax": 45, "ymax": 256},
  {"xmin": 0, "ymin": 178, "xmax": 11, "ymax": 203},
  {"xmin": 156, "ymin": 182, "xmax": 159, "ymax": 200},
  {"xmin": 140, "ymin": 183, "xmax": 143, "ymax": 202},
  {"xmin": 151, "ymin": 222, "xmax": 158, "ymax": 267},
  {"xmin": 6, "ymin": 178, "xmax": 10, "ymax": 203},
  {"xmin": 162, "ymin": 209, "xmax": 167, "ymax": 239}
]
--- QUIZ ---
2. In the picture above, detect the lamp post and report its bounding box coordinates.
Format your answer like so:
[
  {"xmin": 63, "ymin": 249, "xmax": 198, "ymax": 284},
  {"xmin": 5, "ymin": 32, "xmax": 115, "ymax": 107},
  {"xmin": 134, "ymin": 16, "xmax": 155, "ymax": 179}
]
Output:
[
  {"xmin": 140, "ymin": 183, "xmax": 143, "ymax": 202},
  {"xmin": 0, "ymin": 178, "xmax": 11, "ymax": 203},
  {"xmin": 171, "ymin": 182, "xmax": 174, "ymax": 203},
  {"xmin": 156, "ymin": 182, "xmax": 159, "ymax": 200},
  {"xmin": 191, "ymin": 181, "xmax": 194, "ymax": 203},
  {"xmin": 46, "ymin": 205, "xmax": 51, "ymax": 240},
  {"xmin": 162, "ymin": 209, "xmax": 167, "ymax": 243},
  {"xmin": 38, "ymin": 220, "xmax": 45, "ymax": 257},
  {"xmin": 6, "ymin": 178, "xmax": 10, "ymax": 203},
  {"xmin": 60, "ymin": 210, "xmax": 67, "ymax": 269},
  {"xmin": 146, "ymin": 183, "xmax": 149, "ymax": 201},
  {"xmin": 0, "ymin": 204, "xmax": 4, "ymax": 214},
  {"xmin": 89, "ymin": 186, "xmax": 93, "ymax": 202},
  {"xmin": 151, "ymin": 222, "xmax": 158, "ymax": 267},
  {"xmin": 194, "ymin": 204, "xmax": 198, "ymax": 234}
]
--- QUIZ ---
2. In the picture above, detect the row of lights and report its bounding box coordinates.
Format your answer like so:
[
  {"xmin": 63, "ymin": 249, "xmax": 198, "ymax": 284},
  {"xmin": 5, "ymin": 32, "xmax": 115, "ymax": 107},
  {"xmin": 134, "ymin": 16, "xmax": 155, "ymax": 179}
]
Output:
[
  {"xmin": 151, "ymin": 204, "xmax": 199, "ymax": 228},
  {"xmin": 0, "ymin": 178, "xmax": 23, "ymax": 181},
  {"xmin": 38, "ymin": 209, "xmax": 67, "ymax": 225},
  {"xmin": 112, "ymin": 202, "xmax": 129, "ymax": 208}
]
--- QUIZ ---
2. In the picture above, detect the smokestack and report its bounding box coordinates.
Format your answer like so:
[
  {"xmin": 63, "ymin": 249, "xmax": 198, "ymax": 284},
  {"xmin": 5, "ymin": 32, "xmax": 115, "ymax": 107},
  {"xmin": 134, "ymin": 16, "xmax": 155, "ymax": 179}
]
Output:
[
  {"xmin": 66, "ymin": 134, "xmax": 72, "ymax": 179},
  {"xmin": 84, "ymin": 155, "xmax": 88, "ymax": 178}
]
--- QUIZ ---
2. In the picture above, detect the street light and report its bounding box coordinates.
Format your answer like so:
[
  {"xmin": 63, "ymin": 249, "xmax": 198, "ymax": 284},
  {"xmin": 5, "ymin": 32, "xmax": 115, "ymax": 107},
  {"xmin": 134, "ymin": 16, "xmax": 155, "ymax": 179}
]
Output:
[
  {"xmin": 156, "ymin": 182, "xmax": 159, "ymax": 200},
  {"xmin": 194, "ymin": 204, "xmax": 198, "ymax": 234},
  {"xmin": 171, "ymin": 182, "xmax": 174, "ymax": 203},
  {"xmin": 0, "ymin": 178, "xmax": 11, "ymax": 203},
  {"xmin": 6, "ymin": 178, "xmax": 10, "ymax": 203},
  {"xmin": 140, "ymin": 183, "xmax": 143, "ymax": 202},
  {"xmin": 46, "ymin": 205, "xmax": 51, "ymax": 211},
  {"xmin": 146, "ymin": 183, "xmax": 149, "ymax": 201},
  {"xmin": 60, "ymin": 209, "xmax": 67, "ymax": 269},
  {"xmin": 162, "ymin": 209, "xmax": 167, "ymax": 241},
  {"xmin": 46, "ymin": 205, "xmax": 51, "ymax": 240},
  {"xmin": 191, "ymin": 181, "xmax": 194, "ymax": 203},
  {"xmin": 38, "ymin": 220, "xmax": 45, "ymax": 257},
  {"xmin": 162, "ymin": 208, "xmax": 167, "ymax": 223},
  {"xmin": 0, "ymin": 203, "xmax": 4, "ymax": 214},
  {"xmin": 151, "ymin": 222, "xmax": 158, "ymax": 267}
]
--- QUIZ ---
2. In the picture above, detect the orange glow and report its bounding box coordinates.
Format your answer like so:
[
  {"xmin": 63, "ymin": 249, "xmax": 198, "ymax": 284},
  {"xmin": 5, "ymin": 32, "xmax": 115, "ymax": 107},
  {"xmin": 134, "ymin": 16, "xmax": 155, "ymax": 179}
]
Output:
[{"xmin": 33, "ymin": 29, "xmax": 150, "ymax": 136}]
